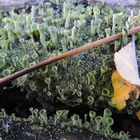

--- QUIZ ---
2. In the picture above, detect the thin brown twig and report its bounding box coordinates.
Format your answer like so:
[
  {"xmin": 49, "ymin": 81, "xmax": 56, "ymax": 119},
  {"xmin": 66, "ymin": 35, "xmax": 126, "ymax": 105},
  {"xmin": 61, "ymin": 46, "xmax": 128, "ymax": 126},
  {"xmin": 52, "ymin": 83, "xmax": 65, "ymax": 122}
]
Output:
[{"xmin": 0, "ymin": 26, "xmax": 140, "ymax": 86}]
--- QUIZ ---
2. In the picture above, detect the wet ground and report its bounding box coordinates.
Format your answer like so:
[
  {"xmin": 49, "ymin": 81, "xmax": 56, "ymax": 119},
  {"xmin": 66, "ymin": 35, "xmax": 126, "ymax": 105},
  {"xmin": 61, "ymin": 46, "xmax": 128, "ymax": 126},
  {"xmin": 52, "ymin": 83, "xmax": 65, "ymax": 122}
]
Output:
[{"xmin": 0, "ymin": 118, "xmax": 114, "ymax": 140}]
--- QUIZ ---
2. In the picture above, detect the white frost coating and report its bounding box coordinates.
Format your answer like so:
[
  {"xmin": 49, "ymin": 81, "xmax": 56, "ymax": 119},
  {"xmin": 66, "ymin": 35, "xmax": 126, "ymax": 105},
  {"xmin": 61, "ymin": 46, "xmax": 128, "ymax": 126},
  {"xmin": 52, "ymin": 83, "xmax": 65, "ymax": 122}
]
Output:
[{"xmin": 114, "ymin": 42, "xmax": 140, "ymax": 86}]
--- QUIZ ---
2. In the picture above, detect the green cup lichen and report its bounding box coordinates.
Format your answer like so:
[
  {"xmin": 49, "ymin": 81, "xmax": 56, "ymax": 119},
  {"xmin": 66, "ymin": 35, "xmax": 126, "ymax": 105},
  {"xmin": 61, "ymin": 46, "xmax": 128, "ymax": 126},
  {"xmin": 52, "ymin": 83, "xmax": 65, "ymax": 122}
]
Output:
[{"xmin": 0, "ymin": 1, "xmax": 139, "ymax": 139}]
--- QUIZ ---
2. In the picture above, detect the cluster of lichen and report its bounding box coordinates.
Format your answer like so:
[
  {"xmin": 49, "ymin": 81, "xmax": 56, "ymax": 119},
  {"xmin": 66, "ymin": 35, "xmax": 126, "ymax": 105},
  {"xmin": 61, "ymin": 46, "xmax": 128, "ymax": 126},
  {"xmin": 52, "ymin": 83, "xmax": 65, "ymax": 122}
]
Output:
[
  {"xmin": 0, "ymin": 108, "xmax": 130, "ymax": 140},
  {"xmin": 28, "ymin": 108, "xmax": 132, "ymax": 139},
  {"xmin": 0, "ymin": 0, "xmax": 140, "ymax": 132}
]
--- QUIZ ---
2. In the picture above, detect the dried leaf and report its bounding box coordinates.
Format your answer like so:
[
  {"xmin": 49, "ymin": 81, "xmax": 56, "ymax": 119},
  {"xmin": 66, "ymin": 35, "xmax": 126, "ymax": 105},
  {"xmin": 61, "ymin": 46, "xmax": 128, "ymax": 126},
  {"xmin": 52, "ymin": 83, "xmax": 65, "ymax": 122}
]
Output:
[
  {"xmin": 114, "ymin": 42, "xmax": 140, "ymax": 86},
  {"xmin": 136, "ymin": 110, "xmax": 140, "ymax": 120},
  {"xmin": 111, "ymin": 71, "xmax": 134, "ymax": 110}
]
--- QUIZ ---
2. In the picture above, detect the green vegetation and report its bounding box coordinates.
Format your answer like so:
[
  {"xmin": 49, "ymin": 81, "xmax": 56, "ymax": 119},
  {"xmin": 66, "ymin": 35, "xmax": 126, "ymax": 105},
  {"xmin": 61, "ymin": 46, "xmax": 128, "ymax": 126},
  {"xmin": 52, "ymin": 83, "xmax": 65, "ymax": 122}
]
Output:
[{"xmin": 0, "ymin": 0, "xmax": 139, "ymax": 139}]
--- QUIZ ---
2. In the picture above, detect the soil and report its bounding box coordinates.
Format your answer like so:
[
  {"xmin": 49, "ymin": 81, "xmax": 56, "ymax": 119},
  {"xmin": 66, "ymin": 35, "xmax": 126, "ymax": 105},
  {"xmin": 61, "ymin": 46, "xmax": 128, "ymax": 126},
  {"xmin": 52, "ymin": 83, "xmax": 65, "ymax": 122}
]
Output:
[{"xmin": 0, "ymin": 118, "xmax": 114, "ymax": 140}]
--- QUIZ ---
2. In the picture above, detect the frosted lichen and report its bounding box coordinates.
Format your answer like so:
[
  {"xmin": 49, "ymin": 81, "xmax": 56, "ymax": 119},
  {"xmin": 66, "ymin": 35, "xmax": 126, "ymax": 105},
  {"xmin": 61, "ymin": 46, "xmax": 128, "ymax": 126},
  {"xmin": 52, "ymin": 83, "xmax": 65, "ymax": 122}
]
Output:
[{"xmin": 0, "ymin": 0, "xmax": 139, "ymax": 139}]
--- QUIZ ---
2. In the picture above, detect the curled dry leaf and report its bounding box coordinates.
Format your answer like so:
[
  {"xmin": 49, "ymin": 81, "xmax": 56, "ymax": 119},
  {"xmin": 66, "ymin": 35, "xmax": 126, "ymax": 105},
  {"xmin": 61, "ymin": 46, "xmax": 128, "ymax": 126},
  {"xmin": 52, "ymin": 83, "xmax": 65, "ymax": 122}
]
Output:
[{"xmin": 111, "ymin": 70, "xmax": 140, "ymax": 110}]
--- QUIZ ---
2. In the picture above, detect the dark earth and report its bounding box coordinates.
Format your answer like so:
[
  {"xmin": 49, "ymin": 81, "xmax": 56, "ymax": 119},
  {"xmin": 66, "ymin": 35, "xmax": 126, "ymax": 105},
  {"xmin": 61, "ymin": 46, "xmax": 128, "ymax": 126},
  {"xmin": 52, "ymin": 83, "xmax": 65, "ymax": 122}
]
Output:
[{"xmin": 0, "ymin": 118, "xmax": 114, "ymax": 140}]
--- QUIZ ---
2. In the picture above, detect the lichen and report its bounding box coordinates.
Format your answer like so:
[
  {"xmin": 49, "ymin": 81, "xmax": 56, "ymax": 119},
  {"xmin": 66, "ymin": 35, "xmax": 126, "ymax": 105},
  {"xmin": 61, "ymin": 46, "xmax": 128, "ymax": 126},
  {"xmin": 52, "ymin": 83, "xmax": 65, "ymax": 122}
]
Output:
[
  {"xmin": 0, "ymin": 108, "xmax": 130, "ymax": 140},
  {"xmin": 0, "ymin": 0, "xmax": 139, "ymax": 138}
]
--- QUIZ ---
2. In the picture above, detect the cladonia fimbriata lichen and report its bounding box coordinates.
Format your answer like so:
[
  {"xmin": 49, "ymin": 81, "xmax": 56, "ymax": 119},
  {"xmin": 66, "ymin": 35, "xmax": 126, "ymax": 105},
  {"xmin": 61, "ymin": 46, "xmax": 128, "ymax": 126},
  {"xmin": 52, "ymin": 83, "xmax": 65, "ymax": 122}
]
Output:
[{"xmin": 0, "ymin": 1, "xmax": 139, "ymax": 139}]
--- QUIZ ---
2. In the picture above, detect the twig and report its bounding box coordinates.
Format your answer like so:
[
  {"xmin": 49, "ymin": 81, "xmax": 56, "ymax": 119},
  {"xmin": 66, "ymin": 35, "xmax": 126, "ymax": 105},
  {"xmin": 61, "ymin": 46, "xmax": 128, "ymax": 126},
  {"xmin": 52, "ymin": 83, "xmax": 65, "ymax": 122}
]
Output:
[{"xmin": 0, "ymin": 26, "xmax": 140, "ymax": 86}]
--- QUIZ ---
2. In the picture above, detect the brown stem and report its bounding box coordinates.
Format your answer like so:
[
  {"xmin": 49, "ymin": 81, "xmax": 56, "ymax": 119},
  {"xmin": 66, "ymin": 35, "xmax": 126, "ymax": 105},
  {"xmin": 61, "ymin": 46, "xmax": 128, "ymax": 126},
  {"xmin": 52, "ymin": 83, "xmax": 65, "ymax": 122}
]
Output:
[{"xmin": 1, "ymin": 26, "xmax": 140, "ymax": 86}]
